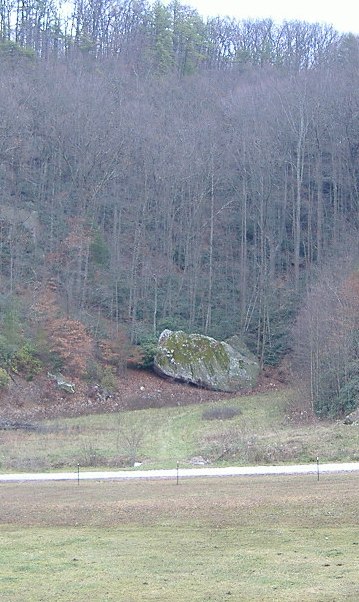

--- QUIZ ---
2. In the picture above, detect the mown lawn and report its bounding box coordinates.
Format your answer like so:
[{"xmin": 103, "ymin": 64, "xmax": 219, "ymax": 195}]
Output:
[{"xmin": 1, "ymin": 474, "xmax": 359, "ymax": 600}]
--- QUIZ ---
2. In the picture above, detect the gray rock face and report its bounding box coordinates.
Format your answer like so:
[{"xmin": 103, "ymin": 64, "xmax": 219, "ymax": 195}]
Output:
[
  {"xmin": 153, "ymin": 330, "xmax": 259, "ymax": 393},
  {"xmin": 344, "ymin": 408, "xmax": 359, "ymax": 424},
  {"xmin": 47, "ymin": 372, "xmax": 75, "ymax": 393}
]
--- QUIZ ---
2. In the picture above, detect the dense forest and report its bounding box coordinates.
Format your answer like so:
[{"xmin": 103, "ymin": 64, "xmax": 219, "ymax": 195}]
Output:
[{"xmin": 0, "ymin": 0, "xmax": 359, "ymax": 417}]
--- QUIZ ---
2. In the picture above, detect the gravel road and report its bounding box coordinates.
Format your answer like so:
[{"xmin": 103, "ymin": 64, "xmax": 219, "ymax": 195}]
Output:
[{"xmin": 1, "ymin": 461, "xmax": 359, "ymax": 482}]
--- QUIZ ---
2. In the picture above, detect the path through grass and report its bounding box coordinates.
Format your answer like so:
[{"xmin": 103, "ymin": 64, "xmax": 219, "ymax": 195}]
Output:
[{"xmin": 1, "ymin": 389, "xmax": 359, "ymax": 470}]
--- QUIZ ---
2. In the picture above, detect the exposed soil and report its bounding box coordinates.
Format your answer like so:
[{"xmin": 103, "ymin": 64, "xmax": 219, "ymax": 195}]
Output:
[{"xmin": 0, "ymin": 365, "xmax": 285, "ymax": 423}]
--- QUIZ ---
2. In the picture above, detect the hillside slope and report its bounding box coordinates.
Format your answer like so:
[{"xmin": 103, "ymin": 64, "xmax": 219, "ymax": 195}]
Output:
[{"xmin": 0, "ymin": 366, "xmax": 283, "ymax": 422}]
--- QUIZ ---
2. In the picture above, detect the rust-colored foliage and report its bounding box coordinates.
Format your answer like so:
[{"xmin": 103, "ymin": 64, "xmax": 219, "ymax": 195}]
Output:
[
  {"xmin": 64, "ymin": 218, "xmax": 91, "ymax": 248},
  {"xmin": 32, "ymin": 282, "xmax": 93, "ymax": 377},
  {"xmin": 48, "ymin": 318, "xmax": 93, "ymax": 377},
  {"xmin": 32, "ymin": 280, "xmax": 59, "ymax": 322},
  {"xmin": 96, "ymin": 331, "xmax": 130, "ymax": 374}
]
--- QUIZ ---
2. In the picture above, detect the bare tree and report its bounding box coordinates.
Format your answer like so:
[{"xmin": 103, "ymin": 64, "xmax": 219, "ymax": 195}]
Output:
[{"xmin": 292, "ymin": 241, "xmax": 359, "ymax": 416}]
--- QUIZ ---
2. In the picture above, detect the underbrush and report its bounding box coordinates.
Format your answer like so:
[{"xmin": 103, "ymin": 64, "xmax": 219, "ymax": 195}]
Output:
[
  {"xmin": 201, "ymin": 405, "xmax": 242, "ymax": 421},
  {"xmin": 198, "ymin": 427, "xmax": 311, "ymax": 464}
]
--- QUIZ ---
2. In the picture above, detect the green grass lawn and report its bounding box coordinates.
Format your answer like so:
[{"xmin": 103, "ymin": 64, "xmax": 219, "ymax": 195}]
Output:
[
  {"xmin": 1, "ymin": 388, "xmax": 359, "ymax": 471},
  {"xmin": 1, "ymin": 474, "xmax": 359, "ymax": 600}
]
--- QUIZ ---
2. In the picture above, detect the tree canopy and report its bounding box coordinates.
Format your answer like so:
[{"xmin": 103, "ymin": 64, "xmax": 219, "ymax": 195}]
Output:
[{"xmin": 1, "ymin": 1, "xmax": 359, "ymax": 416}]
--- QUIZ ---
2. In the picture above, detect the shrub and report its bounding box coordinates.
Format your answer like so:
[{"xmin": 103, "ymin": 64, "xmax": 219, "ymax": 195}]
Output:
[
  {"xmin": 137, "ymin": 336, "xmax": 158, "ymax": 369},
  {"xmin": 199, "ymin": 425, "xmax": 252, "ymax": 462},
  {"xmin": 156, "ymin": 316, "xmax": 187, "ymax": 333},
  {"xmin": 202, "ymin": 406, "xmax": 242, "ymax": 421},
  {"xmin": 77, "ymin": 441, "xmax": 107, "ymax": 467},
  {"xmin": 101, "ymin": 366, "xmax": 117, "ymax": 391},
  {"xmin": 89, "ymin": 231, "xmax": 110, "ymax": 267},
  {"xmin": 0, "ymin": 334, "xmax": 17, "ymax": 366},
  {"xmin": 85, "ymin": 361, "xmax": 117, "ymax": 392},
  {"xmin": 315, "ymin": 373, "xmax": 359, "ymax": 418},
  {"xmin": 0, "ymin": 367, "xmax": 10, "ymax": 388},
  {"xmin": 0, "ymin": 336, "xmax": 43, "ymax": 379},
  {"xmin": 85, "ymin": 359, "xmax": 103, "ymax": 382},
  {"xmin": 11, "ymin": 343, "xmax": 43, "ymax": 378}
]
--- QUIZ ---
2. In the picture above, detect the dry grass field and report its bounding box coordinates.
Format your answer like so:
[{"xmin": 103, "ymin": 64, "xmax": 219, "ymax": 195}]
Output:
[
  {"xmin": 1, "ymin": 473, "xmax": 359, "ymax": 601},
  {"xmin": 1, "ymin": 389, "xmax": 359, "ymax": 472}
]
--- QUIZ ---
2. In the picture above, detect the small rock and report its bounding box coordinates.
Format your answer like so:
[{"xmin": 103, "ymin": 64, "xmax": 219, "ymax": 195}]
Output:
[{"xmin": 190, "ymin": 456, "xmax": 208, "ymax": 466}]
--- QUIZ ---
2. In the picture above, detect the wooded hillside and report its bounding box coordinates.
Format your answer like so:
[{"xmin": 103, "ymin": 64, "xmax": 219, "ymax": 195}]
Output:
[{"xmin": 0, "ymin": 1, "xmax": 359, "ymax": 416}]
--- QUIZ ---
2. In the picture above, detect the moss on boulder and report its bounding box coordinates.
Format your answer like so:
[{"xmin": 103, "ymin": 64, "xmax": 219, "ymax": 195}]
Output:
[{"xmin": 154, "ymin": 330, "xmax": 259, "ymax": 392}]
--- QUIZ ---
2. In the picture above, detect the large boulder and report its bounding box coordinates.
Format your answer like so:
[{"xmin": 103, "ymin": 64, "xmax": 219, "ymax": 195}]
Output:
[{"xmin": 153, "ymin": 330, "xmax": 259, "ymax": 393}]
